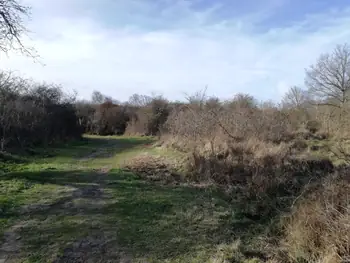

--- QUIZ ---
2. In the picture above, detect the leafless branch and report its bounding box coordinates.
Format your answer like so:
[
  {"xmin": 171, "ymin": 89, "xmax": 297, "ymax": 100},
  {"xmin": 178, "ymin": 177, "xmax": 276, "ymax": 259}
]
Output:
[{"xmin": 0, "ymin": 0, "xmax": 35, "ymax": 56}]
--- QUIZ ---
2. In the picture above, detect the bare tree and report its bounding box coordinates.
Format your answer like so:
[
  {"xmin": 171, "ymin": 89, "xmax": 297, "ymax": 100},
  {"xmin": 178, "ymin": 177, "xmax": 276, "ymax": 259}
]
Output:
[
  {"xmin": 184, "ymin": 87, "xmax": 208, "ymax": 110},
  {"xmin": 128, "ymin": 94, "xmax": 152, "ymax": 107},
  {"xmin": 0, "ymin": 0, "xmax": 34, "ymax": 55},
  {"xmin": 91, "ymin": 91, "xmax": 105, "ymax": 104},
  {"xmin": 282, "ymin": 86, "xmax": 310, "ymax": 109},
  {"xmin": 226, "ymin": 93, "xmax": 257, "ymax": 110},
  {"xmin": 305, "ymin": 43, "xmax": 350, "ymax": 109}
]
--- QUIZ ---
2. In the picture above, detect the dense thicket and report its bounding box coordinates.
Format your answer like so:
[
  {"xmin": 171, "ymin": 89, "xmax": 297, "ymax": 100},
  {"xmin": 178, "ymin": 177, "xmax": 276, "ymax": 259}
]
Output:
[
  {"xmin": 0, "ymin": 72, "xmax": 82, "ymax": 151},
  {"xmin": 75, "ymin": 93, "xmax": 171, "ymax": 136}
]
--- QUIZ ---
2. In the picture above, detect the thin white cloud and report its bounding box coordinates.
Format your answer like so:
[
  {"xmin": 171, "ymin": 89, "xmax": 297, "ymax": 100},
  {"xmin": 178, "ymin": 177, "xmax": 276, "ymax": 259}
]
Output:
[{"xmin": 2, "ymin": 0, "xmax": 350, "ymax": 101}]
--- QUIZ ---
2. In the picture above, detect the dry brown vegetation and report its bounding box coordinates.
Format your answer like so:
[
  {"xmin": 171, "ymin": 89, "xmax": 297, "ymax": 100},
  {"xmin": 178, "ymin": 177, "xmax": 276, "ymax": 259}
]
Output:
[
  {"xmin": 154, "ymin": 44, "xmax": 350, "ymax": 262},
  {"xmin": 281, "ymin": 173, "xmax": 350, "ymax": 263},
  {"xmin": 115, "ymin": 75, "xmax": 350, "ymax": 261},
  {"xmin": 123, "ymin": 153, "xmax": 184, "ymax": 184}
]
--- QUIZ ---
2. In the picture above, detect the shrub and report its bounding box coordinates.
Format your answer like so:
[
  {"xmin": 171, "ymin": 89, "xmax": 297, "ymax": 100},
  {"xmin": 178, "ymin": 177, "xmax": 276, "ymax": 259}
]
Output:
[
  {"xmin": 0, "ymin": 71, "xmax": 82, "ymax": 150},
  {"xmin": 125, "ymin": 96, "xmax": 170, "ymax": 136}
]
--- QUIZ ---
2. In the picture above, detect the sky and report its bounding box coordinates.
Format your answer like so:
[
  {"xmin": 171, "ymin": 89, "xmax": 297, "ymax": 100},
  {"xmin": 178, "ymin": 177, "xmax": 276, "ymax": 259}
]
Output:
[{"xmin": 1, "ymin": 0, "xmax": 350, "ymax": 102}]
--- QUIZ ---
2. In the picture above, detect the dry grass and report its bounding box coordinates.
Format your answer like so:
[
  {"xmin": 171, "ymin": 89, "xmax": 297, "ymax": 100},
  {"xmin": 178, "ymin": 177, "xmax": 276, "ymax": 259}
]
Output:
[
  {"xmin": 184, "ymin": 137, "xmax": 293, "ymax": 184},
  {"xmin": 122, "ymin": 153, "xmax": 184, "ymax": 184},
  {"xmin": 180, "ymin": 138, "xmax": 309, "ymax": 221},
  {"xmin": 209, "ymin": 240, "xmax": 244, "ymax": 263},
  {"xmin": 280, "ymin": 174, "xmax": 350, "ymax": 263},
  {"xmin": 159, "ymin": 93, "xmax": 350, "ymax": 262}
]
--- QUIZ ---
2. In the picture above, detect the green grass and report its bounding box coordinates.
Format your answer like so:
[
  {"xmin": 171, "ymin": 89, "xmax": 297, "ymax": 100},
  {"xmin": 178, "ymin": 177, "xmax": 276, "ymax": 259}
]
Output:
[
  {"xmin": 0, "ymin": 135, "xmax": 266, "ymax": 262},
  {"xmin": 7, "ymin": 171, "xmax": 233, "ymax": 262}
]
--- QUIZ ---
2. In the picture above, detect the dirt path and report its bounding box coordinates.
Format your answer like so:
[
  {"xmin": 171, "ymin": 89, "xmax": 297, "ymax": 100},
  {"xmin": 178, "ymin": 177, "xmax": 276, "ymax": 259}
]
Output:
[
  {"xmin": 0, "ymin": 145, "xmax": 132, "ymax": 263},
  {"xmin": 0, "ymin": 222, "xmax": 27, "ymax": 263},
  {"xmin": 51, "ymin": 168, "xmax": 129, "ymax": 263}
]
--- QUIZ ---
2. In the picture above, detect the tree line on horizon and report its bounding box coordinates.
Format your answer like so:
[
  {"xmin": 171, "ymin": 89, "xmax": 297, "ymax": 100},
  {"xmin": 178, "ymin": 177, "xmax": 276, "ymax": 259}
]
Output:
[{"xmin": 1, "ymin": 42, "xmax": 350, "ymax": 150}]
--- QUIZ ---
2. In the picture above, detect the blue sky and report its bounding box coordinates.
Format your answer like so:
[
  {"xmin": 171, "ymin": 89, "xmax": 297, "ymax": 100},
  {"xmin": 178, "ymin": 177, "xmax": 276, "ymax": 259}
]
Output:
[{"xmin": 2, "ymin": 0, "xmax": 350, "ymax": 101}]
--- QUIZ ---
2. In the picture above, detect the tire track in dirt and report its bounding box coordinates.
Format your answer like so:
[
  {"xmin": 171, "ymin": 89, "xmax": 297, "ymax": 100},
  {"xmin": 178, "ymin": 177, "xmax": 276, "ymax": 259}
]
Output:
[
  {"xmin": 53, "ymin": 146, "xmax": 132, "ymax": 263},
  {"xmin": 53, "ymin": 168, "xmax": 132, "ymax": 263}
]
